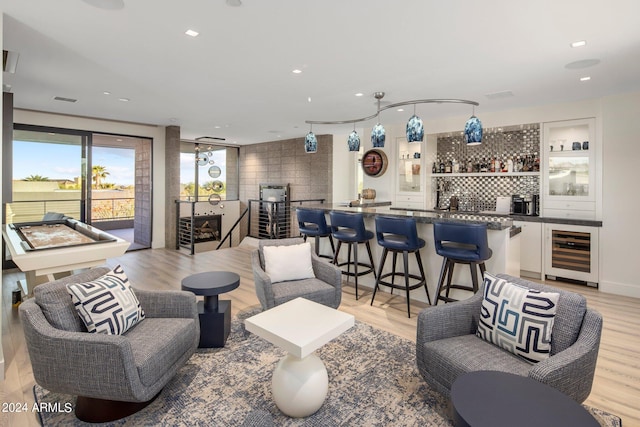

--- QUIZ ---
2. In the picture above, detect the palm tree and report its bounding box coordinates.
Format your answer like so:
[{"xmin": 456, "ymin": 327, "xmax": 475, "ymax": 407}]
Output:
[
  {"xmin": 92, "ymin": 165, "xmax": 110, "ymax": 189},
  {"xmin": 24, "ymin": 174, "xmax": 49, "ymax": 181}
]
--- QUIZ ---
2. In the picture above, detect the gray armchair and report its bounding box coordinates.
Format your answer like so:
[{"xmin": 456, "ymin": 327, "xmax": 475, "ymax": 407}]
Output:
[
  {"xmin": 416, "ymin": 274, "xmax": 602, "ymax": 403},
  {"xmin": 19, "ymin": 267, "xmax": 199, "ymax": 422},
  {"xmin": 252, "ymin": 237, "xmax": 342, "ymax": 310}
]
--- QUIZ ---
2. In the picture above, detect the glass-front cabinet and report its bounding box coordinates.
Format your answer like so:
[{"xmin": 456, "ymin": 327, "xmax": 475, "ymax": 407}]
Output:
[
  {"xmin": 542, "ymin": 118, "xmax": 596, "ymax": 219},
  {"xmin": 395, "ymin": 137, "xmax": 425, "ymax": 209}
]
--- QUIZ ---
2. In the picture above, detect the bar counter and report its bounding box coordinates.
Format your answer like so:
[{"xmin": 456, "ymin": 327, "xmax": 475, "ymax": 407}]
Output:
[{"xmin": 297, "ymin": 204, "xmax": 520, "ymax": 305}]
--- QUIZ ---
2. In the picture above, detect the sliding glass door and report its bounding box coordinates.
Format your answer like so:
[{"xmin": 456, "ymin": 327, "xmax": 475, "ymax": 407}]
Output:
[{"xmin": 10, "ymin": 126, "xmax": 87, "ymax": 223}]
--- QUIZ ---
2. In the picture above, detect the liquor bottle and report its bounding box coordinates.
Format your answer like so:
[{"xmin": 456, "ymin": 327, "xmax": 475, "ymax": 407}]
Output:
[
  {"xmin": 533, "ymin": 153, "xmax": 540, "ymax": 172},
  {"xmin": 467, "ymin": 157, "xmax": 473, "ymax": 173},
  {"xmin": 439, "ymin": 159, "xmax": 445, "ymax": 174},
  {"xmin": 480, "ymin": 158, "xmax": 488, "ymax": 173},
  {"xmin": 452, "ymin": 158, "xmax": 459, "ymax": 173},
  {"xmin": 445, "ymin": 160, "xmax": 452, "ymax": 173},
  {"xmin": 489, "ymin": 156, "xmax": 495, "ymax": 173},
  {"xmin": 501, "ymin": 155, "xmax": 507, "ymax": 172},
  {"xmin": 507, "ymin": 157, "xmax": 514, "ymax": 172},
  {"xmin": 522, "ymin": 154, "xmax": 530, "ymax": 172},
  {"xmin": 432, "ymin": 162, "xmax": 437, "ymax": 174}
]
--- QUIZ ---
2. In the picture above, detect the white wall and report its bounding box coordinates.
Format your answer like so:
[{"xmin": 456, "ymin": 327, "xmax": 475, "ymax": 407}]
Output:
[
  {"xmin": 12, "ymin": 109, "xmax": 167, "ymax": 248},
  {"xmin": 599, "ymin": 91, "xmax": 640, "ymax": 297},
  {"xmin": 332, "ymin": 132, "xmax": 358, "ymax": 202},
  {"xmin": 1, "ymin": 9, "xmax": 5, "ymax": 380}
]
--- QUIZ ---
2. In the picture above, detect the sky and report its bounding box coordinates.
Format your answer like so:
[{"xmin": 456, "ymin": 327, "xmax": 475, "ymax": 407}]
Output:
[
  {"xmin": 13, "ymin": 140, "xmax": 228, "ymax": 187},
  {"xmin": 13, "ymin": 140, "xmax": 135, "ymax": 186}
]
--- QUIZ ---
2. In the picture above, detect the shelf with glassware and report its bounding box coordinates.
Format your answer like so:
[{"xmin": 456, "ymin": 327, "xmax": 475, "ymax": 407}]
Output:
[
  {"xmin": 542, "ymin": 118, "xmax": 597, "ymax": 220},
  {"xmin": 430, "ymin": 172, "xmax": 540, "ymax": 177},
  {"xmin": 395, "ymin": 136, "xmax": 425, "ymax": 209}
]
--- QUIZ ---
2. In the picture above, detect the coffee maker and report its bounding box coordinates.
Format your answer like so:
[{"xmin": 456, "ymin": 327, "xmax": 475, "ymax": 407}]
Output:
[{"xmin": 512, "ymin": 194, "xmax": 539, "ymax": 216}]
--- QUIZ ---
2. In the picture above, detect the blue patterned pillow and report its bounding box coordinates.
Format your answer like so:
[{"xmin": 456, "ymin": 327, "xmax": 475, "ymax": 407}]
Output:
[
  {"xmin": 66, "ymin": 265, "xmax": 145, "ymax": 335},
  {"xmin": 477, "ymin": 273, "xmax": 559, "ymax": 363}
]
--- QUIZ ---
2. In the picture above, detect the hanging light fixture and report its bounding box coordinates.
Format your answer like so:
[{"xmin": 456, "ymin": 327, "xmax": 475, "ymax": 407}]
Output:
[
  {"xmin": 371, "ymin": 92, "xmax": 386, "ymax": 147},
  {"xmin": 406, "ymin": 104, "xmax": 424, "ymax": 143},
  {"xmin": 348, "ymin": 124, "xmax": 361, "ymax": 151},
  {"xmin": 305, "ymin": 94, "xmax": 479, "ymax": 150},
  {"xmin": 304, "ymin": 124, "xmax": 317, "ymax": 153},
  {"xmin": 464, "ymin": 106, "xmax": 483, "ymax": 145}
]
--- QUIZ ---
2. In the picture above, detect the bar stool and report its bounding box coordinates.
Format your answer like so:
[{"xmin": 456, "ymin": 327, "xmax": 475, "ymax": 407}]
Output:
[
  {"xmin": 329, "ymin": 211, "xmax": 377, "ymax": 300},
  {"xmin": 296, "ymin": 208, "xmax": 335, "ymax": 260},
  {"xmin": 433, "ymin": 222, "xmax": 492, "ymax": 305},
  {"xmin": 370, "ymin": 216, "xmax": 430, "ymax": 317}
]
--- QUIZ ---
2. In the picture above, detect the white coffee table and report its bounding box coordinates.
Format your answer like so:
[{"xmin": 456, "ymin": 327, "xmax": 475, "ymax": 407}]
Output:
[{"xmin": 245, "ymin": 297, "xmax": 355, "ymax": 417}]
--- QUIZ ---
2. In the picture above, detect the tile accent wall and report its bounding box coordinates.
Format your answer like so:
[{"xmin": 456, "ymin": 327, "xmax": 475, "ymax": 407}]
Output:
[
  {"xmin": 434, "ymin": 175, "xmax": 539, "ymax": 211},
  {"xmin": 239, "ymin": 134, "xmax": 333, "ymax": 237},
  {"xmin": 432, "ymin": 123, "xmax": 540, "ymax": 211}
]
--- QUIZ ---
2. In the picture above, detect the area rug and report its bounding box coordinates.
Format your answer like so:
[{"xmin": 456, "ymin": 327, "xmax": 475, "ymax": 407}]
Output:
[{"xmin": 34, "ymin": 309, "xmax": 622, "ymax": 427}]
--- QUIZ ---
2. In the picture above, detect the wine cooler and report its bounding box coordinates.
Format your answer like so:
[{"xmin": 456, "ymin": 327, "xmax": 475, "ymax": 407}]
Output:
[{"xmin": 545, "ymin": 224, "xmax": 599, "ymax": 287}]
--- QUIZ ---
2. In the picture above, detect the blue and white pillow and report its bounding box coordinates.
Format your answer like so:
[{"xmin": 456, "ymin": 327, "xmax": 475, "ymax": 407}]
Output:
[
  {"xmin": 477, "ymin": 273, "xmax": 559, "ymax": 363},
  {"xmin": 67, "ymin": 265, "xmax": 145, "ymax": 335}
]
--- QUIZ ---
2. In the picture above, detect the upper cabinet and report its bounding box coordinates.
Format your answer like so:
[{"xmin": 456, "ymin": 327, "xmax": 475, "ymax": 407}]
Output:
[{"xmin": 542, "ymin": 118, "xmax": 598, "ymax": 219}]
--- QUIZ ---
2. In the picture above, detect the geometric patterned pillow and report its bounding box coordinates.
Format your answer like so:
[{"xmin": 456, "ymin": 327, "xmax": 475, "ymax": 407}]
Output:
[
  {"xmin": 476, "ymin": 273, "xmax": 559, "ymax": 364},
  {"xmin": 66, "ymin": 265, "xmax": 145, "ymax": 335}
]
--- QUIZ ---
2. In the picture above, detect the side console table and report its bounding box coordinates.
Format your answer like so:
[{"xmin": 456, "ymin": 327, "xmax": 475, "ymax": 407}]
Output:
[{"xmin": 181, "ymin": 271, "xmax": 240, "ymax": 348}]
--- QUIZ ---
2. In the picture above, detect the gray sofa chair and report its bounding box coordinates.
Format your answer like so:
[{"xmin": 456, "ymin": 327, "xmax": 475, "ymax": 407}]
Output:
[
  {"xmin": 252, "ymin": 237, "xmax": 342, "ymax": 310},
  {"xmin": 416, "ymin": 274, "xmax": 602, "ymax": 403},
  {"xmin": 19, "ymin": 267, "xmax": 200, "ymax": 422}
]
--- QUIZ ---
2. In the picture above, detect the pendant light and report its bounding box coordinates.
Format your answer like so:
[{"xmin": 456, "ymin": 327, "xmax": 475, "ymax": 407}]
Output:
[
  {"xmin": 348, "ymin": 124, "xmax": 361, "ymax": 152},
  {"xmin": 464, "ymin": 106, "xmax": 483, "ymax": 145},
  {"xmin": 305, "ymin": 124, "xmax": 318, "ymax": 153},
  {"xmin": 406, "ymin": 104, "xmax": 424, "ymax": 143},
  {"xmin": 371, "ymin": 92, "xmax": 386, "ymax": 147}
]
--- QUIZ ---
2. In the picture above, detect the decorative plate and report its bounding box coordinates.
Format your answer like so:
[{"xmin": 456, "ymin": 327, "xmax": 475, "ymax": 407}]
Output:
[{"xmin": 362, "ymin": 149, "xmax": 388, "ymax": 177}]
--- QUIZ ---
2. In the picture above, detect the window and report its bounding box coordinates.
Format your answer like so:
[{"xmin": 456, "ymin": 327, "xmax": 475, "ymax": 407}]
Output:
[{"xmin": 179, "ymin": 142, "xmax": 239, "ymax": 201}]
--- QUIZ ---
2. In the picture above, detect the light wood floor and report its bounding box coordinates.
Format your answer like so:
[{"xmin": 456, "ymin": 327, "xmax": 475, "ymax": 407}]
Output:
[{"xmin": 2, "ymin": 246, "xmax": 639, "ymax": 426}]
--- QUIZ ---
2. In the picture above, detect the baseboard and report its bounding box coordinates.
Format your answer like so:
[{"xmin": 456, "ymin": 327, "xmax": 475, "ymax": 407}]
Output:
[{"xmin": 598, "ymin": 280, "xmax": 640, "ymax": 299}]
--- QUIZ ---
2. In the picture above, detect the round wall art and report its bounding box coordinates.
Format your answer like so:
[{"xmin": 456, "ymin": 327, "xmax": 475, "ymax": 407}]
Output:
[{"xmin": 362, "ymin": 149, "xmax": 388, "ymax": 177}]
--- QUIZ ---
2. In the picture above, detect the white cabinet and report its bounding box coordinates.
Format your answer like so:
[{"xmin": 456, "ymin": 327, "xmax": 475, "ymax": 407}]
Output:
[
  {"xmin": 542, "ymin": 118, "xmax": 598, "ymax": 219},
  {"xmin": 395, "ymin": 137, "xmax": 425, "ymax": 209},
  {"xmin": 514, "ymin": 221, "xmax": 542, "ymax": 278}
]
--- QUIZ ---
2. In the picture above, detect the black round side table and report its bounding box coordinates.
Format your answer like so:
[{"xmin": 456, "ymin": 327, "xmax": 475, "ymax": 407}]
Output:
[
  {"xmin": 181, "ymin": 271, "xmax": 240, "ymax": 348},
  {"xmin": 451, "ymin": 371, "xmax": 599, "ymax": 427}
]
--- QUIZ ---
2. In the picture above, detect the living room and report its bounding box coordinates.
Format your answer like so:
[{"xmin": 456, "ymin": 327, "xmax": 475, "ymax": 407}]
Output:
[{"xmin": 1, "ymin": 1, "xmax": 640, "ymax": 426}]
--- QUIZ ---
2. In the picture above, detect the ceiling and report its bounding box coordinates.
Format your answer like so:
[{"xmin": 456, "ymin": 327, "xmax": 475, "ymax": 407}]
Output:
[{"xmin": 2, "ymin": 0, "xmax": 639, "ymax": 145}]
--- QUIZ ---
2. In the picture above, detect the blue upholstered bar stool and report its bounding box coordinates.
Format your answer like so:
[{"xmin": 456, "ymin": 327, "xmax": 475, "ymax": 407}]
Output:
[
  {"xmin": 370, "ymin": 216, "xmax": 430, "ymax": 317},
  {"xmin": 296, "ymin": 208, "xmax": 335, "ymax": 259},
  {"xmin": 330, "ymin": 211, "xmax": 377, "ymax": 300},
  {"xmin": 433, "ymin": 222, "xmax": 492, "ymax": 305}
]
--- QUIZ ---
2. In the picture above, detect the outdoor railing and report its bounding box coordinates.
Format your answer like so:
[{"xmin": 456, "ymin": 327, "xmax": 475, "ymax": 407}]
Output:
[{"xmin": 5, "ymin": 197, "xmax": 134, "ymax": 224}]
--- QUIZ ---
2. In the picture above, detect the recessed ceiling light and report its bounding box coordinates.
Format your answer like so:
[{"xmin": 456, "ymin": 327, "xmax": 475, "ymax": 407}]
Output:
[
  {"xmin": 355, "ymin": 93, "xmax": 364, "ymax": 97},
  {"xmin": 103, "ymin": 91, "xmax": 111, "ymax": 95},
  {"xmin": 580, "ymin": 76, "xmax": 591, "ymax": 82},
  {"xmin": 214, "ymin": 125, "xmax": 221, "ymax": 129},
  {"xmin": 397, "ymin": 108, "xmax": 404, "ymax": 112},
  {"xmin": 118, "ymin": 97, "xmax": 130, "ymax": 102},
  {"xmin": 292, "ymin": 69, "xmax": 302, "ymax": 74},
  {"xmin": 308, "ymin": 96, "xmax": 312, "ymax": 103},
  {"xmin": 116, "ymin": 139, "xmax": 123, "ymax": 142},
  {"xmin": 226, "ymin": 0, "xmax": 242, "ymax": 6},
  {"xmin": 185, "ymin": 29, "xmax": 199, "ymax": 37},
  {"xmin": 571, "ymin": 40, "xmax": 587, "ymax": 48}
]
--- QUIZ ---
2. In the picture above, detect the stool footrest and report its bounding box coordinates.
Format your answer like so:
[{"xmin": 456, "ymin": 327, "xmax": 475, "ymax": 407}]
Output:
[
  {"xmin": 377, "ymin": 272, "xmax": 426, "ymax": 292},
  {"xmin": 335, "ymin": 261, "xmax": 374, "ymax": 277}
]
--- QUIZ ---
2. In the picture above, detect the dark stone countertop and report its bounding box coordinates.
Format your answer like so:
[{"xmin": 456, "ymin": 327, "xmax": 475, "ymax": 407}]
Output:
[
  {"xmin": 297, "ymin": 204, "xmax": 514, "ymax": 230},
  {"xmin": 396, "ymin": 208, "xmax": 602, "ymax": 227}
]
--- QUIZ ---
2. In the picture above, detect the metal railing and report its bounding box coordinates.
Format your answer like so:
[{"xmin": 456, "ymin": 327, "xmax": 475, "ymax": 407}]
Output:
[
  {"xmin": 90, "ymin": 197, "xmax": 135, "ymax": 221},
  {"xmin": 5, "ymin": 198, "xmax": 134, "ymax": 224},
  {"xmin": 5, "ymin": 199, "xmax": 82, "ymax": 223},
  {"xmin": 247, "ymin": 198, "xmax": 325, "ymax": 239}
]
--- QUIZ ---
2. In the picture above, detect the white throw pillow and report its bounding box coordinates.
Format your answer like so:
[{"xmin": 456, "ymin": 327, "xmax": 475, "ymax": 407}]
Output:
[
  {"xmin": 66, "ymin": 265, "xmax": 145, "ymax": 335},
  {"xmin": 262, "ymin": 242, "xmax": 315, "ymax": 283},
  {"xmin": 476, "ymin": 273, "xmax": 559, "ymax": 363}
]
